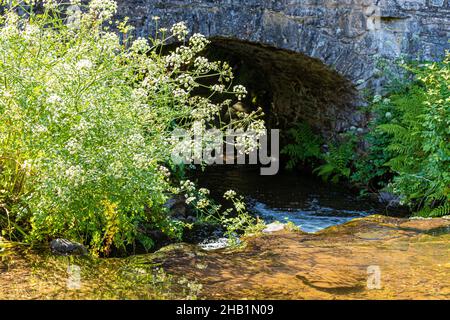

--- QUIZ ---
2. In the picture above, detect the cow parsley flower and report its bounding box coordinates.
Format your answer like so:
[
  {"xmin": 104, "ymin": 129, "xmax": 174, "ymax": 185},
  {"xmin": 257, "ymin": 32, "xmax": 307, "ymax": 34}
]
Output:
[
  {"xmin": 196, "ymin": 198, "xmax": 210, "ymax": 209},
  {"xmin": 224, "ymin": 190, "xmax": 237, "ymax": 200},
  {"xmin": 185, "ymin": 196, "xmax": 196, "ymax": 205},
  {"xmin": 89, "ymin": 0, "xmax": 117, "ymax": 20},
  {"xmin": 65, "ymin": 165, "xmax": 83, "ymax": 181},
  {"xmin": 194, "ymin": 57, "xmax": 211, "ymax": 73},
  {"xmin": 43, "ymin": 0, "xmax": 57, "ymax": 10},
  {"xmin": 47, "ymin": 94, "xmax": 63, "ymax": 105},
  {"xmin": 171, "ymin": 22, "xmax": 189, "ymax": 41},
  {"xmin": 189, "ymin": 33, "xmax": 209, "ymax": 53},
  {"xmin": 373, "ymin": 95, "xmax": 382, "ymax": 103},
  {"xmin": 76, "ymin": 59, "xmax": 93, "ymax": 70},
  {"xmin": 212, "ymin": 84, "xmax": 225, "ymax": 93},
  {"xmin": 131, "ymin": 38, "xmax": 150, "ymax": 53},
  {"xmin": 65, "ymin": 138, "xmax": 81, "ymax": 155},
  {"xmin": 233, "ymin": 85, "xmax": 248, "ymax": 101}
]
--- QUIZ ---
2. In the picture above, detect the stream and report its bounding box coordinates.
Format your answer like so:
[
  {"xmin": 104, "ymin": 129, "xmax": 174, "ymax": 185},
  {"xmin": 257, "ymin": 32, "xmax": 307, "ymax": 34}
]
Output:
[
  {"xmin": 1, "ymin": 166, "xmax": 449, "ymax": 300},
  {"xmin": 192, "ymin": 165, "xmax": 383, "ymax": 233}
]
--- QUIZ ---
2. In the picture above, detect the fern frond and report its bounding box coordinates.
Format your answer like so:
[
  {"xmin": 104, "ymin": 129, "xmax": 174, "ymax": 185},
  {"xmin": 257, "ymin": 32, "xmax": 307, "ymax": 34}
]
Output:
[
  {"xmin": 378, "ymin": 124, "xmax": 408, "ymax": 137},
  {"xmin": 429, "ymin": 202, "xmax": 450, "ymax": 217}
]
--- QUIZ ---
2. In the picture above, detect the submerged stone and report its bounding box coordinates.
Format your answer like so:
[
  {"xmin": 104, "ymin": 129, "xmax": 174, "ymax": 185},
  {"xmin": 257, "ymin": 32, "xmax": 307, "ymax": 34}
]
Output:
[
  {"xmin": 262, "ymin": 222, "xmax": 286, "ymax": 233},
  {"xmin": 295, "ymin": 266, "xmax": 365, "ymax": 293}
]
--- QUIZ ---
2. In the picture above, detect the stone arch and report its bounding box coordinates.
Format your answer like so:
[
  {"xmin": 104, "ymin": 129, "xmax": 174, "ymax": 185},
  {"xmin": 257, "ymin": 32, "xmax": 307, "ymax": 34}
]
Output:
[
  {"xmin": 115, "ymin": 0, "xmax": 450, "ymax": 136},
  {"xmin": 117, "ymin": 0, "xmax": 450, "ymax": 87},
  {"xmin": 205, "ymin": 38, "xmax": 364, "ymax": 137},
  {"xmin": 120, "ymin": 1, "xmax": 374, "ymax": 85}
]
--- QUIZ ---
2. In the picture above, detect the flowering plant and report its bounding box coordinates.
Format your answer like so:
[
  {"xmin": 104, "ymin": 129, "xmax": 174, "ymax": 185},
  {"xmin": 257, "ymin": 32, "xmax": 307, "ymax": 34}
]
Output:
[{"xmin": 0, "ymin": 0, "xmax": 264, "ymax": 254}]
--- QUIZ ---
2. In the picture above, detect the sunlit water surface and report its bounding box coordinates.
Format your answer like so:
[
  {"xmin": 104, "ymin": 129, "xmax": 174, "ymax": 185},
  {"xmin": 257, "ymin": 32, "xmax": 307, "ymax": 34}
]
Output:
[{"xmin": 192, "ymin": 165, "xmax": 384, "ymax": 233}]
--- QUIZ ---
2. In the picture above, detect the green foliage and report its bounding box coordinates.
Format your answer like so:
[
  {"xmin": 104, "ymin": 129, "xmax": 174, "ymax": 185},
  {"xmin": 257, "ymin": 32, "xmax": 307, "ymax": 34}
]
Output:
[
  {"xmin": 314, "ymin": 134, "xmax": 356, "ymax": 183},
  {"xmin": 281, "ymin": 122, "xmax": 323, "ymax": 169},
  {"xmin": 415, "ymin": 202, "xmax": 450, "ymax": 218},
  {"xmin": 181, "ymin": 183, "xmax": 265, "ymax": 244},
  {"xmin": 351, "ymin": 111, "xmax": 393, "ymax": 190},
  {"xmin": 351, "ymin": 87, "xmax": 427, "ymax": 190},
  {"xmin": 281, "ymin": 122, "xmax": 359, "ymax": 184},
  {"xmin": 359, "ymin": 53, "xmax": 450, "ymax": 216},
  {"xmin": 0, "ymin": 1, "xmax": 263, "ymax": 254}
]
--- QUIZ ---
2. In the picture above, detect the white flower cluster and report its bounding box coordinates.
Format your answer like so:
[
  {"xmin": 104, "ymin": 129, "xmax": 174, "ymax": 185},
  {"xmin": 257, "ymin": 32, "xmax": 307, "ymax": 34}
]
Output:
[
  {"xmin": 194, "ymin": 57, "xmax": 211, "ymax": 73},
  {"xmin": 23, "ymin": 24, "xmax": 40, "ymax": 40},
  {"xmin": 131, "ymin": 87, "xmax": 148, "ymax": 102},
  {"xmin": 65, "ymin": 165, "xmax": 84, "ymax": 185},
  {"xmin": 0, "ymin": 12, "xmax": 20, "ymax": 40},
  {"xmin": 158, "ymin": 166, "xmax": 171, "ymax": 178},
  {"xmin": 190, "ymin": 97, "xmax": 221, "ymax": 121},
  {"xmin": 47, "ymin": 94, "xmax": 63, "ymax": 105},
  {"xmin": 373, "ymin": 95, "xmax": 382, "ymax": 103},
  {"xmin": 65, "ymin": 138, "xmax": 81, "ymax": 155},
  {"xmin": 180, "ymin": 180, "xmax": 198, "ymax": 205},
  {"xmin": 177, "ymin": 74, "xmax": 197, "ymax": 89},
  {"xmin": 233, "ymin": 85, "xmax": 248, "ymax": 101},
  {"xmin": 89, "ymin": 0, "xmax": 117, "ymax": 20},
  {"xmin": 211, "ymin": 84, "xmax": 225, "ymax": 93},
  {"xmin": 173, "ymin": 88, "xmax": 189, "ymax": 100},
  {"xmin": 179, "ymin": 180, "xmax": 211, "ymax": 209},
  {"xmin": 166, "ymin": 46, "xmax": 194, "ymax": 69},
  {"xmin": 132, "ymin": 153, "xmax": 151, "ymax": 169},
  {"xmin": 76, "ymin": 59, "xmax": 93, "ymax": 70},
  {"xmin": 223, "ymin": 190, "xmax": 237, "ymax": 200},
  {"xmin": 131, "ymin": 38, "xmax": 150, "ymax": 53},
  {"xmin": 171, "ymin": 22, "xmax": 189, "ymax": 41},
  {"xmin": 218, "ymin": 62, "xmax": 234, "ymax": 82},
  {"xmin": 235, "ymin": 119, "xmax": 266, "ymax": 154},
  {"xmin": 196, "ymin": 198, "xmax": 210, "ymax": 209},
  {"xmin": 189, "ymin": 33, "xmax": 209, "ymax": 53},
  {"xmin": 247, "ymin": 119, "xmax": 267, "ymax": 137},
  {"xmin": 0, "ymin": 1, "xmax": 266, "ymax": 249},
  {"xmin": 43, "ymin": 0, "xmax": 57, "ymax": 10}
]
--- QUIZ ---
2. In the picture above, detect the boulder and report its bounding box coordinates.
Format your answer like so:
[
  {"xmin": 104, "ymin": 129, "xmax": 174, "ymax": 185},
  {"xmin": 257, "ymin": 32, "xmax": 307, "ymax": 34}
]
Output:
[
  {"xmin": 164, "ymin": 195, "xmax": 191, "ymax": 221},
  {"xmin": 378, "ymin": 192, "xmax": 401, "ymax": 207},
  {"xmin": 50, "ymin": 239, "xmax": 88, "ymax": 256}
]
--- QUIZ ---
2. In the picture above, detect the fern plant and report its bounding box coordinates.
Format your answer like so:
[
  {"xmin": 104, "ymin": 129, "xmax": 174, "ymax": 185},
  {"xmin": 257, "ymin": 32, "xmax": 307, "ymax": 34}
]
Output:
[
  {"xmin": 314, "ymin": 134, "xmax": 356, "ymax": 183},
  {"xmin": 281, "ymin": 122, "xmax": 323, "ymax": 169},
  {"xmin": 281, "ymin": 122, "xmax": 359, "ymax": 184},
  {"xmin": 416, "ymin": 202, "xmax": 450, "ymax": 218},
  {"xmin": 370, "ymin": 53, "xmax": 450, "ymax": 216}
]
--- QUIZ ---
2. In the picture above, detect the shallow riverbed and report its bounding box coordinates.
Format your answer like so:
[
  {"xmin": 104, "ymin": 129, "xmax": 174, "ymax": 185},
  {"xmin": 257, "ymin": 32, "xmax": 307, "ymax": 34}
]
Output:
[
  {"xmin": 1, "ymin": 215, "xmax": 449, "ymax": 299},
  {"xmin": 1, "ymin": 166, "xmax": 448, "ymax": 300}
]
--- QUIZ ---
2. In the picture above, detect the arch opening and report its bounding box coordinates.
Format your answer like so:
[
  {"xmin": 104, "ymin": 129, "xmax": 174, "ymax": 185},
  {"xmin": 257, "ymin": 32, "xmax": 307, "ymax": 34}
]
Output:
[{"xmin": 205, "ymin": 38, "xmax": 368, "ymax": 141}]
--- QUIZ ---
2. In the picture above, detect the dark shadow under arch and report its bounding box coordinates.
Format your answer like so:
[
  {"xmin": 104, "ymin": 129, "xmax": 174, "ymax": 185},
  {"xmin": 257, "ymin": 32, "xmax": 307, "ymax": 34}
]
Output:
[{"xmin": 205, "ymin": 38, "xmax": 367, "ymax": 139}]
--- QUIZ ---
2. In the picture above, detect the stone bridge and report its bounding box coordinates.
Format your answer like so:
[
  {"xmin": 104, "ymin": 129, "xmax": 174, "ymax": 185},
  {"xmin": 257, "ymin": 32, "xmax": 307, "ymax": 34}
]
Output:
[{"xmin": 116, "ymin": 0, "xmax": 450, "ymax": 134}]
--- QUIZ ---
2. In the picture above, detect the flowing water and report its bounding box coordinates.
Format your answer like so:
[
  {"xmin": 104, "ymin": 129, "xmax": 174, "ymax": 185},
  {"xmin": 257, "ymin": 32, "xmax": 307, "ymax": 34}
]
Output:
[
  {"xmin": 192, "ymin": 165, "xmax": 385, "ymax": 232},
  {"xmin": 1, "ymin": 165, "xmax": 449, "ymax": 300}
]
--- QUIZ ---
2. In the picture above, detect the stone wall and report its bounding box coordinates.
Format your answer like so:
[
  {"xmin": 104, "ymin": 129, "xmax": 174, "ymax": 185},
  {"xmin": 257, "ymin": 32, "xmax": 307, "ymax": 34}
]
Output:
[
  {"xmin": 114, "ymin": 0, "xmax": 450, "ymax": 134},
  {"xmin": 116, "ymin": 0, "xmax": 449, "ymax": 88}
]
